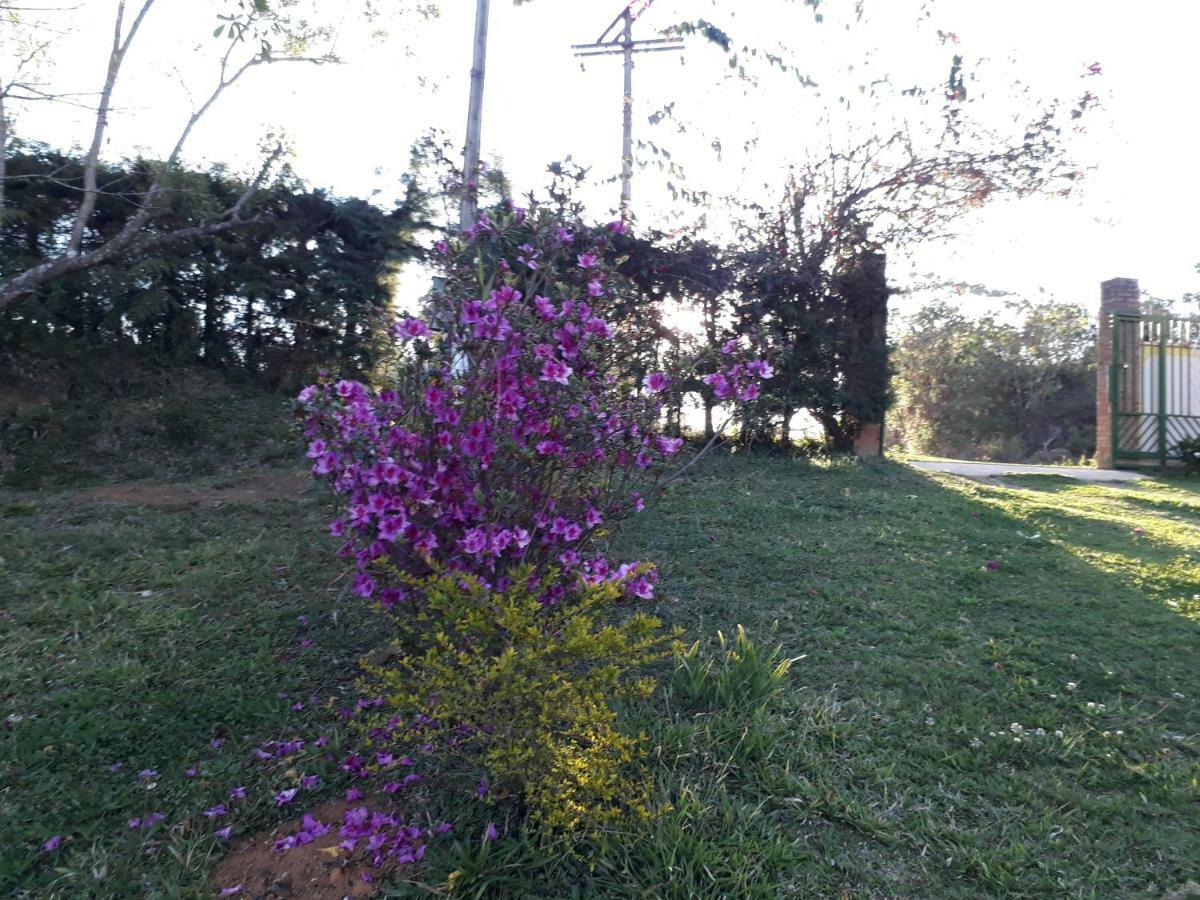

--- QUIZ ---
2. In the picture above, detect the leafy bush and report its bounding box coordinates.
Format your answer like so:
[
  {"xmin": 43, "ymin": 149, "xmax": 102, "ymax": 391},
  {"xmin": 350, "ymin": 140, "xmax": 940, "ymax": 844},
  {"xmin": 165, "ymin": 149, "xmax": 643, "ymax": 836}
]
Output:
[
  {"xmin": 299, "ymin": 204, "xmax": 768, "ymax": 607},
  {"xmin": 299, "ymin": 204, "xmax": 769, "ymax": 841},
  {"xmin": 361, "ymin": 567, "xmax": 679, "ymax": 834},
  {"xmin": 1177, "ymin": 436, "xmax": 1200, "ymax": 475}
]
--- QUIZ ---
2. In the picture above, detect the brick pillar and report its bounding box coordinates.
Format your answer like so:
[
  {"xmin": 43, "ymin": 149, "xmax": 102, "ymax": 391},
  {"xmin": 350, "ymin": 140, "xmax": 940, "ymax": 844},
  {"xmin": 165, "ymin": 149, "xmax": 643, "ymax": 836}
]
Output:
[
  {"xmin": 1096, "ymin": 277, "xmax": 1140, "ymax": 468},
  {"xmin": 853, "ymin": 422, "xmax": 883, "ymax": 456}
]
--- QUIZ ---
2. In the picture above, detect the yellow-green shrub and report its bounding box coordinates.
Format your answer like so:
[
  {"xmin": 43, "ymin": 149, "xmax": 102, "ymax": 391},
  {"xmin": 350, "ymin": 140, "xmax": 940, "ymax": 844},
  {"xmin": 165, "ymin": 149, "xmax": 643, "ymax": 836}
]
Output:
[{"xmin": 361, "ymin": 567, "xmax": 680, "ymax": 834}]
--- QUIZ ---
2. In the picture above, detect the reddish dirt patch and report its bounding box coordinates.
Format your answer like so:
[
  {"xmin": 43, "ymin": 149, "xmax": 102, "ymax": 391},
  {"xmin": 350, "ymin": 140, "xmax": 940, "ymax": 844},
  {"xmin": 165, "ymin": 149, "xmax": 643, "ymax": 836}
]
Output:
[
  {"xmin": 210, "ymin": 800, "xmax": 398, "ymax": 899},
  {"xmin": 74, "ymin": 471, "xmax": 311, "ymax": 507}
]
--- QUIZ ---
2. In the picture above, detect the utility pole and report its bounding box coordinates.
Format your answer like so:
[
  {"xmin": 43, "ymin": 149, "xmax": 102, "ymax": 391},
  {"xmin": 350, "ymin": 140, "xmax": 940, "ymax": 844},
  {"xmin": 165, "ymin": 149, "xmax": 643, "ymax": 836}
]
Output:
[
  {"xmin": 460, "ymin": 0, "xmax": 491, "ymax": 231},
  {"xmin": 573, "ymin": 2, "xmax": 682, "ymax": 220}
]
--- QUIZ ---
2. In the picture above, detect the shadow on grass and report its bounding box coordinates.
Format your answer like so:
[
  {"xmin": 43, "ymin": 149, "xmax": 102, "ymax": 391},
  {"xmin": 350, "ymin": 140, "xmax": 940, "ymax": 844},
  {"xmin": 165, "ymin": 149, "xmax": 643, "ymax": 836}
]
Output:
[{"xmin": 611, "ymin": 454, "xmax": 1200, "ymax": 898}]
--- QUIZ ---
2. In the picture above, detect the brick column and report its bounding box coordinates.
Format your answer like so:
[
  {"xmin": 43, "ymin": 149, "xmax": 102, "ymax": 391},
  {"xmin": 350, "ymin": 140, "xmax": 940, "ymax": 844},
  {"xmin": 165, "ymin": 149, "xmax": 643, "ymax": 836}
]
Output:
[
  {"xmin": 853, "ymin": 422, "xmax": 883, "ymax": 456},
  {"xmin": 1096, "ymin": 277, "xmax": 1140, "ymax": 468}
]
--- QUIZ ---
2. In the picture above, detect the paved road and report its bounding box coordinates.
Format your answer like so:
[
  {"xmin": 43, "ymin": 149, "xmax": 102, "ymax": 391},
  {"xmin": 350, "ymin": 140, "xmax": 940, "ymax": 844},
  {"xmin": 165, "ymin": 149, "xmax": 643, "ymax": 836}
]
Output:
[{"xmin": 908, "ymin": 459, "xmax": 1146, "ymax": 483}]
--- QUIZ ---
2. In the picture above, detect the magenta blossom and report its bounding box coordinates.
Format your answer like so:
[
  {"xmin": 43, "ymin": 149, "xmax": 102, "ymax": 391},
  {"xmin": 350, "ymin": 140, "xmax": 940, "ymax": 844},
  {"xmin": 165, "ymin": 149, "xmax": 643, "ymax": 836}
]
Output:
[
  {"xmin": 393, "ymin": 318, "xmax": 433, "ymax": 340},
  {"xmin": 643, "ymin": 372, "xmax": 669, "ymax": 393}
]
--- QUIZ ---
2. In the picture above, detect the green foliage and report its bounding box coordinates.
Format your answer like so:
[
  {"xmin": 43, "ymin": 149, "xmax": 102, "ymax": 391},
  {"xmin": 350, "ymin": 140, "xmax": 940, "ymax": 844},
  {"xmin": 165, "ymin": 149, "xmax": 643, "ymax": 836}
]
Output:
[
  {"xmin": 1177, "ymin": 436, "xmax": 1200, "ymax": 474},
  {"xmin": 733, "ymin": 225, "xmax": 892, "ymax": 451},
  {"xmin": 673, "ymin": 626, "xmax": 794, "ymax": 711},
  {"xmin": 890, "ymin": 299, "xmax": 1096, "ymax": 461},
  {"xmin": 0, "ymin": 349, "xmax": 294, "ymax": 488},
  {"xmin": 362, "ymin": 568, "xmax": 680, "ymax": 835},
  {"xmin": 0, "ymin": 141, "xmax": 428, "ymax": 389}
]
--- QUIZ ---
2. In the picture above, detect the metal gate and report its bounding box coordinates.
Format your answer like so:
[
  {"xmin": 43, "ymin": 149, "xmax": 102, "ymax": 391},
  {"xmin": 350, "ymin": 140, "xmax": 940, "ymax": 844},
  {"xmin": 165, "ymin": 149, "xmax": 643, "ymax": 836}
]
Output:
[{"xmin": 1111, "ymin": 313, "xmax": 1200, "ymax": 466}]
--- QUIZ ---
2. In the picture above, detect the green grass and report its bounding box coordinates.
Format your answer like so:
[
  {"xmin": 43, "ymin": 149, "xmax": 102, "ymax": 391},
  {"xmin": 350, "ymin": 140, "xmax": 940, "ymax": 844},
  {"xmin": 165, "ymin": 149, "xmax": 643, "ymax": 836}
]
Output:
[
  {"xmin": 0, "ymin": 478, "xmax": 383, "ymax": 896},
  {"xmin": 4, "ymin": 456, "xmax": 1200, "ymax": 897}
]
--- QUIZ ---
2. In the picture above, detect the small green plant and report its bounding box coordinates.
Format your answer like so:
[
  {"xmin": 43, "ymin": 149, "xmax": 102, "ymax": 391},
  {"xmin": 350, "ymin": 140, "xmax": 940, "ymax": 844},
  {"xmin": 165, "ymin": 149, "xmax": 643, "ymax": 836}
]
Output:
[
  {"xmin": 1177, "ymin": 436, "xmax": 1200, "ymax": 475},
  {"xmin": 362, "ymin": 567, "xmax": 681, "ymax": 836},
  {"xmin": 673, "ymin": 625, "xmax": 795, "ymax": 710}
]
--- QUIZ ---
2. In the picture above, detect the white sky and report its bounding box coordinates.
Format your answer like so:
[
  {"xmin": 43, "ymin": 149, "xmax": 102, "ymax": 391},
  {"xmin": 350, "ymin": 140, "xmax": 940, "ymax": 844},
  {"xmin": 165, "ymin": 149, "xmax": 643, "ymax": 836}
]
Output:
[{"xmin": 7, "ymin": 0, "xmax": 1200, "ymax": 315}]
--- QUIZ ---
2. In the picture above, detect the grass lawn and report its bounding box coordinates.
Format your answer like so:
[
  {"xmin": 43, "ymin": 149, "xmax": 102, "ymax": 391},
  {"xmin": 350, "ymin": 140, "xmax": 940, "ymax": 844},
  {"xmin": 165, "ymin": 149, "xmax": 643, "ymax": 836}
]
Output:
[{"xmin": 3, "ymin": 457, "xmax": 1199, "ymax": 897}]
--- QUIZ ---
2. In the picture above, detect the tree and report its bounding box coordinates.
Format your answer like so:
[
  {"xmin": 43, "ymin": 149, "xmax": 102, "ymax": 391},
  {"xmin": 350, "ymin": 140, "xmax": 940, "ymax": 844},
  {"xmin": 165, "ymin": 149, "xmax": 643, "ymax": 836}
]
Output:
[
  {"xmin": 0, "ymin": 141, "xmax": 429, "ymax": 387},
  {"xmin": 0, "ymin": 0, "xmax": 337, "ymax": 312},
  {"xmin": 889, "ymin": 299, "xmax": 1096, "ymax": 461}
]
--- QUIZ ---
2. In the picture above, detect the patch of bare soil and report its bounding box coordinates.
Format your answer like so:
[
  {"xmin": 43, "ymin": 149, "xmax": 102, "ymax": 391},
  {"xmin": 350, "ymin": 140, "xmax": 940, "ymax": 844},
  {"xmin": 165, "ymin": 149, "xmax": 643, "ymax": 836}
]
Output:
[
  {"xmin": 210, "ymin": 799, "xmax": 399, "ymax": 900},
  {"xmin": 74, "ymin": 471, "xmax": 311, "ymax": 507}
]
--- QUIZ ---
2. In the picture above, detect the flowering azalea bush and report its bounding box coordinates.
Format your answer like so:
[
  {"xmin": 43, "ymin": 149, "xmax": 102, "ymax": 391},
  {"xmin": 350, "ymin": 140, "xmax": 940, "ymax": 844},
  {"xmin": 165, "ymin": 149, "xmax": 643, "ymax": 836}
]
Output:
[
  {"xmin": 298, "ymin": 203, "xmax": 768, "ymax": 608},
  {"xmin": 297, "ymin": 203, "xmax": 769, "ymax": 836}
]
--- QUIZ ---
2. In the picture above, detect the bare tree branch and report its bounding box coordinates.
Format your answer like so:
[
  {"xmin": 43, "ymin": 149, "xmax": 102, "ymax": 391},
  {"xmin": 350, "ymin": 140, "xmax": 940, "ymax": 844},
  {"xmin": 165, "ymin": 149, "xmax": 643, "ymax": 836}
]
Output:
[
  {"xmin": 0, "ymin": 0, "xmax": 332, "ymax": 312},
  {"xmin": 66, "ymin": 0, "xmax": 155, "ymax": 254}
]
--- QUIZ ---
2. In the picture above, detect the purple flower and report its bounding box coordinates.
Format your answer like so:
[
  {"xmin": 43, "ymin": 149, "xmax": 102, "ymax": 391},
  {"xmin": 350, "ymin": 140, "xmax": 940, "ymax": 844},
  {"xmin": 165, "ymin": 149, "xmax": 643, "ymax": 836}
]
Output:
[
  {"xmin": 539, "ymin": 358, "xmax": 573, "ymax": 385},
  {"xmin": 643, "ymin": 372, "xmax": 669, "ymax": 393},
  {"xmin": 577, "ymin": 253, "xmax": 598, "ymax": 269},
  {"xmin": 128, "ymin": 817, "xmax": 141, "ymax": 829},
  {"xmin": 107, "ymin": 762, "xmax": 123, "ymax": 773},
  {"xmin": 215, "ymin": 825, "xmax": 234, "ymax": 840},
  {"xmin": 345, "ymin": 786, "xmax": 364, "ymax": 802},
  {"xmin": 301, "ymin": 774, "xmax": 321, "ymax": 790},
  {"xmin": 143, "ymin": 812, "xmax": 166, "ymax": 829},
  {"xmin": 483, "ymin": 822, "xmax": 498, "ymax": 843},
  {"xmin": 138, "ymin": 769, "xmax": 158, "ymax": 781},
  {"xmin": 229, "ymin": 786, "xmax": 246, "ymax": 800},
  {"xmin": 42, "ymin": 835, "xmax": 61, "ymax": 852},
  {"xmin": 986, "ymin": 560, "xmax": 1000, "ymax": 570},
  {"xmin": 204, "ymin": 804, "xmax": 227, "ymax": 818},
  {"xmin": 210, "ymin": 738, "xmax": 224, "ymax": 750},
  {"xmin": 393, "ymin": 317, "xmax": 433, "ymax": 340},
  {"xmin": 219, "ymin": 884, "xmax": 243, "ymax": 896},
  {"xmin": 275, "ymin": 788, "xmax": 298, "ymax": 807},
  {"xmin": 184, "ymin": 767, "xmax": 198, "ymax": 778},
  {"xmin": 476, "ymin": 777, "xmax": 489, "ymax": 799}
]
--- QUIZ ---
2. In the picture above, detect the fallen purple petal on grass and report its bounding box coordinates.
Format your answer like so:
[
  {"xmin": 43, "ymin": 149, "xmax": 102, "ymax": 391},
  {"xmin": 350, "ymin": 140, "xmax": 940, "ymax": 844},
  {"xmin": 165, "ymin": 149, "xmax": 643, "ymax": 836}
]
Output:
[
  {"xmin": 290, "ymin": 702, "xmax": 305, "ymax": 712},
  {"xmin": 138, "ymin": 769, "xmax": 158, "ymax": 780},
  {"xmin": 275, "ymin": 788, "xmax": 298, "ymax": 806},
  {"xmin": 184, "ymin": 767, "xmax": 198, "ymax": 778},
  {"xmin": 42, "ymin": 835, "xmax": 61, "ymax": 852},
  {"xmin": 107, "ymin": 762, "xmax": 124, "ymax": 773},
  {"xmin": 210, "ymin": 738, "xmax": 224, "ymax": 750},
  {"xmin": 219, "ymin": 885, "xmax": 242, "ymax": 896}
]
